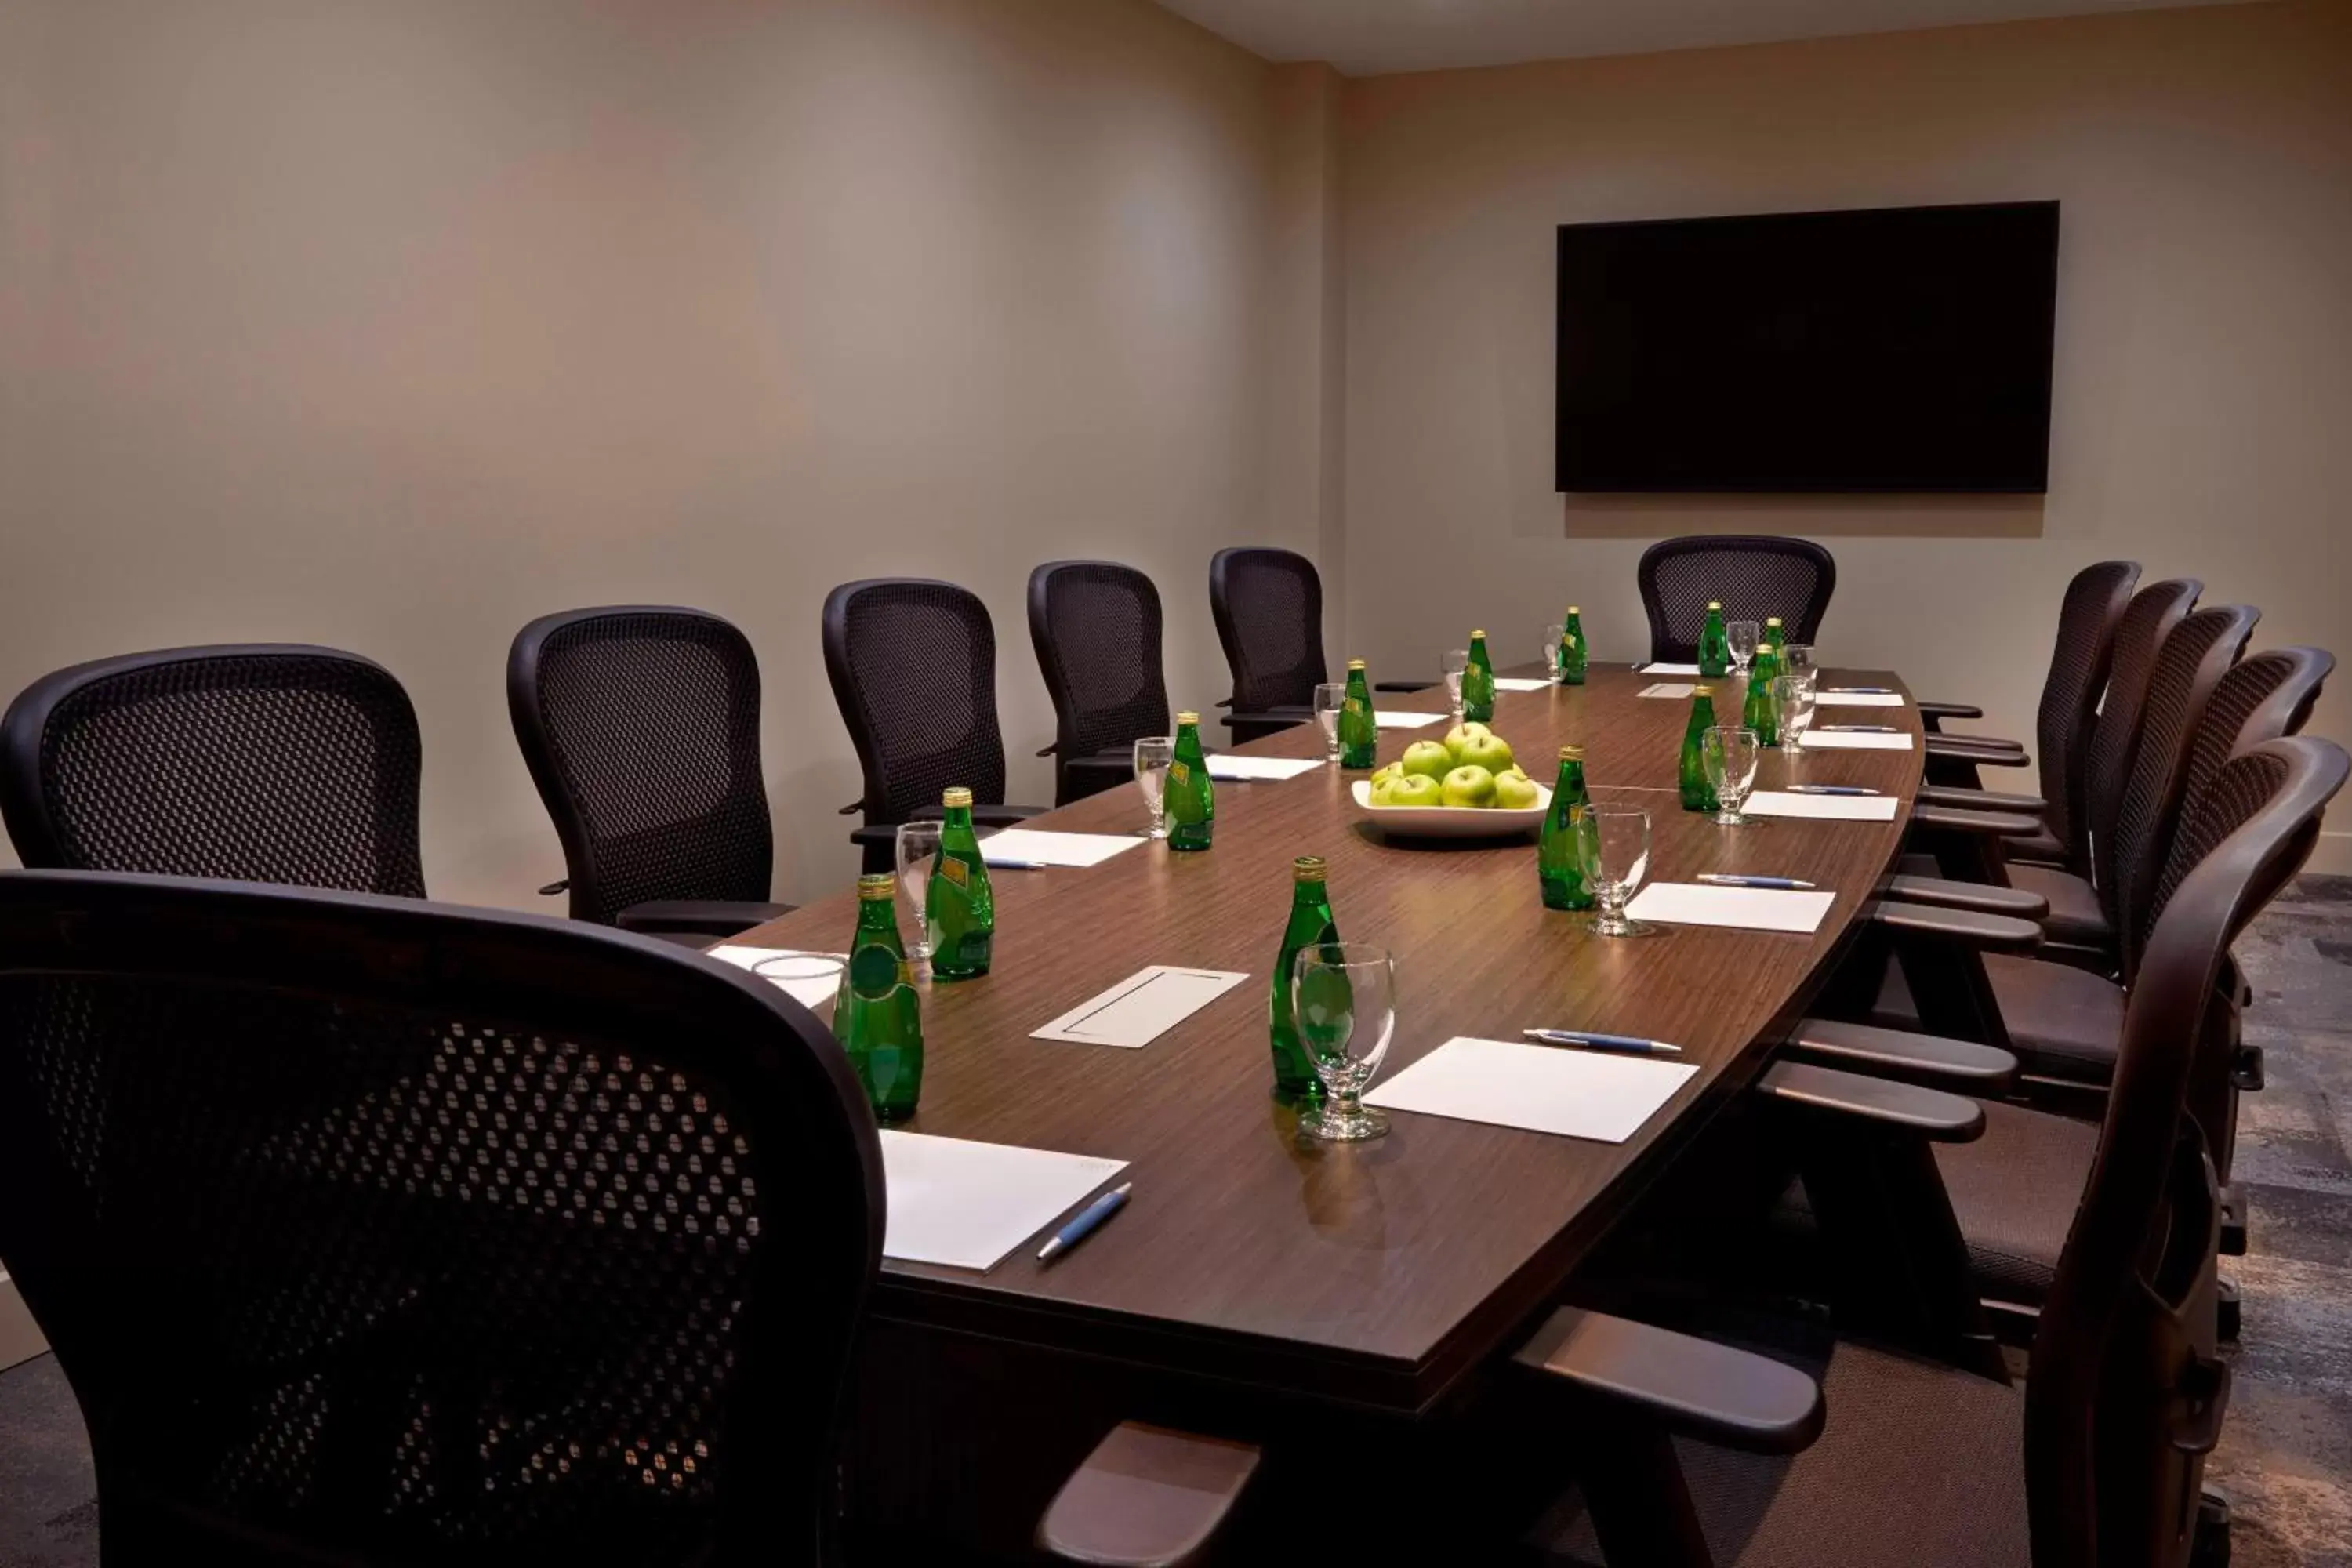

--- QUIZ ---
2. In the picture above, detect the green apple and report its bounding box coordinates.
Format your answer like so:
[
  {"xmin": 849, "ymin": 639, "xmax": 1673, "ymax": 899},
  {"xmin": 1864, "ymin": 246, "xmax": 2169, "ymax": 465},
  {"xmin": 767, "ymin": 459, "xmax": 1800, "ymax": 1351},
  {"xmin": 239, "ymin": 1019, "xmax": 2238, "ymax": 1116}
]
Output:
[
  {"xmin": 1443, "ymin": 721, "xmax": 1494, "ymax": 764},
  {"xmin": 1492, "ymin": 771, "xmax": 1540, "ymax": 810},
  {"xmin": 1441, "ymin": 764, "xmax": 1497, "ymax": 808},
  {"xmin": 1370, "ymin": 762, "xmax": 1400, "ymax": 787},
  {"xmin": 1400, "ymin": 739, "xmax": 1454, "ymax": 781},
  {"xmin": 1458, "ymin": 733, "xmax": 1514, "ymax": 775},
  {"xmin": 1387, "ymin": 773, "xmax": 1444, "ymax": 808}
]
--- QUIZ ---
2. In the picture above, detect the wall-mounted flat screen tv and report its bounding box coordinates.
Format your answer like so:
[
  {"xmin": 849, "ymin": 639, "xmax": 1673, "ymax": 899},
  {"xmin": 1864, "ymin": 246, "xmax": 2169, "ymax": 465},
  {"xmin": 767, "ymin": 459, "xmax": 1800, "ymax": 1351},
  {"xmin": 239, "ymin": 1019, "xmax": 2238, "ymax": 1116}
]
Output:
[{"xmin": 1555, "ymin": 201, "xmax": 2060, "ymax": 493}]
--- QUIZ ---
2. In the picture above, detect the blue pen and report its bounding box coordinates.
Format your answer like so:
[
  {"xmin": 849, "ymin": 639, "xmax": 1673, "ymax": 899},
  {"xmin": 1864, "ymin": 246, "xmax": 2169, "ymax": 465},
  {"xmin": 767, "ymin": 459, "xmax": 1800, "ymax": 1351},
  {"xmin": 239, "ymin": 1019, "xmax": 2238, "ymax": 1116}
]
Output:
[
  {"xmin": 1787, "ymin": 785, "xmax": 1879, "ymax": 796},
  {"xmin": 1037, "ymin": 1183, "xmax": 1131, "ymax": 1263},
  {"xmin": 982, "ymin": 858, "xmax": 1050, "ymax": 870},
  {"xmin": 1523, "ymin": 1029, "xmax": 1682, "ymax": 1057},
  {"xmin": 1697, "ymin": 873, "xmax": 1818, "ymax": 890}
]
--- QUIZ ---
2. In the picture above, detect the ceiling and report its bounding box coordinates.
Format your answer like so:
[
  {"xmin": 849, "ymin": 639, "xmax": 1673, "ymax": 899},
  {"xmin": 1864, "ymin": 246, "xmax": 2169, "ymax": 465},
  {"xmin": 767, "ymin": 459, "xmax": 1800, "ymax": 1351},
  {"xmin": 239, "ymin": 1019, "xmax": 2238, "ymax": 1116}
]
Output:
[{"xmin": 1151, "ymin": 0, "xmax": 2259, "ymax": 75}]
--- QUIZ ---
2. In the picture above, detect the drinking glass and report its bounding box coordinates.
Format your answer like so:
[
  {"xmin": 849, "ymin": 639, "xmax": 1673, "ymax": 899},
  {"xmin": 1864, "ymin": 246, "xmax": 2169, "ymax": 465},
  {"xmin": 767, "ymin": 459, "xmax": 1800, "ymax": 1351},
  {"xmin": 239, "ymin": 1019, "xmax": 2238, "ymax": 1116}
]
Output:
[
  {"xmin": 1544, "ymin": 624, "xmax": 1566, "ymax": 683},
  {"xmin": 1312, "ymin": 682, "xmax": 1348, "ymax": 764},
  {"xmin": 1702, "ymin": 726, "xmax": 1762, "ymax": 826},
  {"xmin": 1779, "ymin": 643, "xmax": 1816, "ymax": 685},
  {"xmin": 1728, "ymin": 621, "xmax": 1760, "ymax": 676},
  {"xmin": 1290, "ymin": 942, "xmax": 1397, "ymax": 1142},
  {"xmin": 1578, "ymin": 808, "xmax": 1652, "ymax": 937},
  {"xmin": 1133, "ymin": 735, "xmax": 1174, "ymax": 839},
  {"xmin": 893, "ymin": 822, "xmax": 943, "ymax": 959},
  {"xmin": 1441, "ymin": 649, "xmax": 1470, "ymax": 720},
  {"xmin": 750, "ymin": 954, "xmax": 846, "ymax": 1025},
  {"xmin": 1774, "ymin": 674, "xmax": 1817, "ymax": 755}
]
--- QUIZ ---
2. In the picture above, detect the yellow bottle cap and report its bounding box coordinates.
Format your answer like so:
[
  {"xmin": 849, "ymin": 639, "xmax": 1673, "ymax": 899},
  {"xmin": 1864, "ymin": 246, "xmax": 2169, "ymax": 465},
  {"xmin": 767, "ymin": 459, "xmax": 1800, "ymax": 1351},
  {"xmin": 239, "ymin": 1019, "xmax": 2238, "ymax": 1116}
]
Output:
[
  {"xmin": 858, "ymin": 873, "xmax": 896, "ymax": 900},
  {"xmin": 1347, "ymin": 659, "xmax": 1367, "ymax": 670},
  {"xmin": 942, "ymin": 786, "xmax": 974, "ymax": 808},
  {"xmin": 1708, "ymin": 601, "xmax": 1722, "ymax": 609},
  {"xmin": 1472, "ymin": 629, "xmax": 1487, "ymax": 639},
  {"xmin": 1559, "ymin": 745, "xmax": 1584, "ymax": 760},
  {"xmin": 1566, "ymin": 606, "xmax": 1581, "ymax": 615},
  {"xmin": 1294, "ymin": 855, "xmax": 1327, "ymax": 881},
  {"xmin": 1692, "ymin": 684, "xmax": 1714, "ymax": 696},
  {"xmin": 1766, "ymin": 616, "xmax": 1784, "ymax": 626},
  {"xmin": 1176, "ymin": 710, "xmax": 1200, "ymax": 726}
]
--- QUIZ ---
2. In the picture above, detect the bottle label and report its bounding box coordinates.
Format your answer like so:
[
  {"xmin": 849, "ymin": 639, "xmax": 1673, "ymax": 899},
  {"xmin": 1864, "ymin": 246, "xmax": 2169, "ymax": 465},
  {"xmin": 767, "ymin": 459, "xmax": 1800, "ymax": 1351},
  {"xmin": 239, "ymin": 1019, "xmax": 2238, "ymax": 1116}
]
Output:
[
  {"xmin": 1169, "ymin": 761, "xmax": 1190, "ymax": 786},
  {"xmin": 938, "ymin": 856, "xmax": 969, "ymax": 889},
  {"xmin": 1344, "ymin": 698, "xmax": 1364, "ymax": 715}
]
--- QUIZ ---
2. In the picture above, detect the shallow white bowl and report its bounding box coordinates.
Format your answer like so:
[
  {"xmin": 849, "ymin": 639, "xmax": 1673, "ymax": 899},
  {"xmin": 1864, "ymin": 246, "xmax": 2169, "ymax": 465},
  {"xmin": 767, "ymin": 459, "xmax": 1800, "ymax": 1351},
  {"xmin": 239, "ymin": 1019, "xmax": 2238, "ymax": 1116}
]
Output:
[{"xmin": 1349, "ymin": 779, "xmax": 1552, "ymax": 837}]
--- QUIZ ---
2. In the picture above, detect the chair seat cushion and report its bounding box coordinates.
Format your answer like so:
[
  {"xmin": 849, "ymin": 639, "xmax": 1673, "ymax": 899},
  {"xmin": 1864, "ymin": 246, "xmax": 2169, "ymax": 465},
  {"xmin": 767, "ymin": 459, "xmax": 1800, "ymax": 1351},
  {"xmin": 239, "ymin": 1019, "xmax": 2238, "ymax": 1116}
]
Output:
[
  {"xmin": 1985, "ymin": 953, "xmax": 2124, "ymax": 1085},
  {"xmin": 1934, "ymin": 1101, "xmax": 2097, "ymax": 1305},
  {"xmin": 2005, "ymin": 863, "xmax": 2114, "ymax": 949},
  {"xmin": 1539, "ymin": 1335, "xmax": 2027, "ymax": 1568}
]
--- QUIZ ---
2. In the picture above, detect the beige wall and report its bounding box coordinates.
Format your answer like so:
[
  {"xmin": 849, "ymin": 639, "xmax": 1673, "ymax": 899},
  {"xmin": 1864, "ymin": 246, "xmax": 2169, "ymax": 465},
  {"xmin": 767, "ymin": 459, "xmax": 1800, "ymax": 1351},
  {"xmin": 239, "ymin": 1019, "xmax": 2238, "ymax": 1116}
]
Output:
[
  {"xmin": 0, "ymin": 0, "xmax": 1299, "ymax": 906},
  {"xmin": 1338, "ymin": 1, "xmax": 2352, "ymax": 866}
]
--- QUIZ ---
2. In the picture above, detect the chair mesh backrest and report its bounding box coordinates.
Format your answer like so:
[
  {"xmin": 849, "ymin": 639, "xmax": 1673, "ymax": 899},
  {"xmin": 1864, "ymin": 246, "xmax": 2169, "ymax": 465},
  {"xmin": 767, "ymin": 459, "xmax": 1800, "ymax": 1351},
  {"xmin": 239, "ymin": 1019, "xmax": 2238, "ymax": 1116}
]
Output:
[
  {"xmin": 1209, "ymin": 548, "xmax": 1327, "ymax": 713},
  {"xmin": 0, "ymin": 646, "xmax": 425, "ymax": 897},
  {"xmin": 2171, "ymin": 648, "xmax": 2333, "ymax": 863},
  {"xmin": 2106, "ymin": 606, "xmax": 2256, "ymax": 967},
  {"xmin": 1029, "ymin": 561, "xmax": 1170, "ymax": 760},
  {"xmin": 510, "ymin": 609, "xmax": 772, "ymax": 926},
  {"xmin": 2031, "ymin": 739, "xmax": 2346, "ymax": 1568},
  {"xmin": 0, "ymin": 872, "xmax": 881, "ymax": 1566},
  {"xmin": 2031, "ymin": 561, "xmax": 2141, "ymax": 860},
  {"xmin": 823, "ymin": 579, "xmax": 1008, "ymax": 826},
  {"xmin": 1635, "ymin": 535, "xmax": 1836, "ymax": 663},
  {"xmin": 2082, "ymin": 579, "xmax": 2201, "ymax": 889}
]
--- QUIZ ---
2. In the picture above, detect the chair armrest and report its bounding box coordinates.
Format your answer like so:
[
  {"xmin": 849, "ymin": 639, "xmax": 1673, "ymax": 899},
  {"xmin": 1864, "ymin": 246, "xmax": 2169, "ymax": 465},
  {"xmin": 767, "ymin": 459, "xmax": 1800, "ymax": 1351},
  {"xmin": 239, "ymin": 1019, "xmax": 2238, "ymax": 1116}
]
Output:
[
  {"xmin": 1220, "ymin": 709, "xmax": 1311, "ymax": 731},
  {"xmin": 1915, "ymin": 784, "xmax": 2049, "ymax": 815},
  {"xmin": 1865, "ymin": 898, "xmax": 2045, "ymax": 953},
  {"xmin": 1784, "ymin": 1018, "xmax": 2020, "ymax": 1095},
  {"xmin": 1755, "ymin": 1059, "xmax": 1987, "ymax": 1142},
  {"xmin": 1036, "ymin": 1421, "xmax": 1261, "ymax": 1568},
  {"xmin": 537, "ymin": 879, "xmax": 568, "ymax": 897},
  {"xmin": 1923, "ymin": 735, "xmax": 2030, "ymax": 766},
  {"xmin": 1915, "ymin": 700, "xmax": 1986, "ymax": 722},
  {"xmin": 1036, "ymin": 744, "xmax": 1058, "ymax": 757},
  {"xmin": 840, "ymin": 799, "xmax": 864, "ymax": 816},
  {"xmin": 1910, "ymin": 804, "xmax": 2045, "ymax": 838},
  {"xmin": 904, "ymin": 802, "xmax": 1053, "ymax": 827},
  {"xmin": 1877, "ymin": 873, "xmax": 2049, "ymax": 920},
  {"xmin": 1512, "ymin": 1308, "xmax": 1823, "ymax": 1455}
]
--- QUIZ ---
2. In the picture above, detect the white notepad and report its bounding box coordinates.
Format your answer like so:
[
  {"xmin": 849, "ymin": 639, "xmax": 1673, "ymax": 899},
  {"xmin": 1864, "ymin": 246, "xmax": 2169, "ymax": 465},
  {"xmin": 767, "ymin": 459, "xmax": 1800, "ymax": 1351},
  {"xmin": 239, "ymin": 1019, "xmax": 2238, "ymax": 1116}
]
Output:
[
  {"xmin": 1032, "ymin": 966, "xmax": 1251, "ymax": 1048},
  {"xmin": 1363, "ymin": 1036, "xmax": 1697, "ymax": 1144},
  {"xmin": 1800, "ymin": 730, "xmax": 1915, "ymax": 752},
  {"xmin": 1206, "ymin": 755, "xmax": 1324, "ymax": 782},
  {"xmin": 706, "ymin": 946, "xmax": 848, "ymax": 1010},
  {"xmin": 1812, "ymin": 691, "xmax": 1907, "ymax": 708},
  {"xmin": 878, "ymin": 1131, "xmax": 1127, "ymax": 1271},
  {"xmin": 978, "ymin": 829, "xmax": 1144, "ymax": 868},
  {"xmin": 1640, "ymin": 662, "xmax": 1704, "ymax": 676},
  {"xmin": 1624, "ymin": 882, "xmax": 1835, "ymax": 934},
  {"xmin": 1493, "ymin": 677, "xmax": 1553, "ymax": 692},
  {"xmin": 1374, "ymin": 710, "xmax": 1448, "ymax": 729},
  {"xmin": 1744, "ymin": 790, "xmax": 1900, "ymax": 822},
  {"xmin": 1639, "ymin": 682, "xmax": 1697, "ymax": 699}
]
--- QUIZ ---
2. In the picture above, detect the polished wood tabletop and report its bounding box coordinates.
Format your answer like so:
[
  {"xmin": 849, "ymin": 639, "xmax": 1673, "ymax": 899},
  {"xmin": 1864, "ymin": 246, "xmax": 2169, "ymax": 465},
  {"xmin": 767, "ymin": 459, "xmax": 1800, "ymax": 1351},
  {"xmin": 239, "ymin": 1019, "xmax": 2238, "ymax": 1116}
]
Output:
[{"xmin": 736, "ymin": 662, "xmax": 1922, "ymax": 1413}]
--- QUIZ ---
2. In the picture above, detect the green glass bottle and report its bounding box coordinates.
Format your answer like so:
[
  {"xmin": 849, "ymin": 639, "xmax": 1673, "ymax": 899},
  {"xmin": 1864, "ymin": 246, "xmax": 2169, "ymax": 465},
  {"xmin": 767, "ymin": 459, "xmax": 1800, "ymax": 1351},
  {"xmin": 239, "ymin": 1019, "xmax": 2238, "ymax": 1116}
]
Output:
[
  {"xmin": 927, "ymin": 786, "xmax": 995, "ymax": 980},
  {"xmin": 1538, "ymin": 746, "xmax": 1597, "ymax": 910},
  {"xmin": 1338, "ymin": 660, "xmax": 1378, "ymax": 770},
  {"xmin": 1743, "ymin": 639, "xmax": 1782, "ymax": 748},
  {"xmin": 1679, "ymin": 684, "xmax": 1721, "ymax": 813},
  {"xmin": 1462, "ymin": 630, "xmax": 1497, "ymax": 723},
  {"xmin": 1763, "ymin": 615, "xmax": 1787, "ymax": 654},
  {"xmin": 1269, "ymin": 855, "xmax": 1339, "ymax": 1106},
  {"xmin": 837, "ymin": 873, "xmax": 925, "ymax": 1121},
  {"xmin": 1559, "ymin": 607, "xmax": 1588, "ymax": 687},
  {"xmin": 1697, "ymin": 602, "xmax": 1732, "ymax": 678},
  {"xmin": 1166, "ymin": 711, "xmax": 1215, "ymax": 852}
]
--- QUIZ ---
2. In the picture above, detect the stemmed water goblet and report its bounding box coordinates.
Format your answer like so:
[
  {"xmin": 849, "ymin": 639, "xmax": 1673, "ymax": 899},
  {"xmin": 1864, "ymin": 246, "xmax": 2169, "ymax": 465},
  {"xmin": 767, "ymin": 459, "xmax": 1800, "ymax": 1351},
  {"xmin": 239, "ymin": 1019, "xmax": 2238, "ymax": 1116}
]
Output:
[
  {"xmin": 1774, "ymin": 674, "xmax": 1817, "ymax": 756},
  {"xmin": 892, "ymin": 822, "xmax": 942, "ymax": 960},
  {"xmin": 1290, "ymin": 942, "xmax": 1397, "ymax": 1142},
  {"xmin": 1701, "ymin": 726, "xmax": 1762, "ymax": 826},
  {"xmin": 1132, "ymin": 735, "xmax": 1174, "ymax": 839},
  {"xmin": 1312, "ymin": 682, "xmax": 1348, "ymax": 765},
  {"xmin": 1441, "ymin": 649, "xmax": 1470, "ymax": 720},
  {"xmin": 1728, "ymin": 620, "xmax": 1761, "ymax": 677},
  {"xmin": 1544, "ymin": 623, "xmax": 1566, "ymax": 683},
  {"xmin": 1578, "ymin": 809, "xmax": 1653, "ymax": 937}
]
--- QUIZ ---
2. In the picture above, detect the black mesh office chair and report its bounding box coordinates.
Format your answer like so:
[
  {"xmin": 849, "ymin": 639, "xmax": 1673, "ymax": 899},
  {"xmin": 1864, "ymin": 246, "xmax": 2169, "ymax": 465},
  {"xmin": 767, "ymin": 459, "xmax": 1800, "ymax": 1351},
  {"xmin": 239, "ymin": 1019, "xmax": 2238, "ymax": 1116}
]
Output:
[
  {"xmin": 508, "ymin": 607, "xmax": 793, "ymax": 941},
  {"xmin": 1207, "ymin": 547, "xmax": 1327, "ymax": 743},
  {"xmin": 1512, "ymin": 739, "xmax": 2343, "ymax": 1568},
  {"xmin": 0, "ymin": 870, "xmax": 882, "ymax": 1566},
  {"xmin": 0, "ymin": 644, "xmax": 426, "ymax": 896},
  {"xmin": 1028, "ymin": 561, "xmax": 1170, "ymax": 805},
  {"xmin": 822, "ymin": 579, "xmax": 1047, "ymax": 874},
  {"xmin": 1635, "ymin": 535, "xmax": 1836, "ymax": 664}
]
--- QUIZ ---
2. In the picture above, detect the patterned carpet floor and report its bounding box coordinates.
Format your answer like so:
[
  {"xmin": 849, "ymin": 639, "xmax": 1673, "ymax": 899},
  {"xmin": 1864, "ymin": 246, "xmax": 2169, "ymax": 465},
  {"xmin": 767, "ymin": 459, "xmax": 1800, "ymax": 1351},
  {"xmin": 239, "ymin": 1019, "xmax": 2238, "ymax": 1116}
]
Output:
[{"xmin": 2, "ymin": 874, "xmax": 2348, "ymax": 1565}]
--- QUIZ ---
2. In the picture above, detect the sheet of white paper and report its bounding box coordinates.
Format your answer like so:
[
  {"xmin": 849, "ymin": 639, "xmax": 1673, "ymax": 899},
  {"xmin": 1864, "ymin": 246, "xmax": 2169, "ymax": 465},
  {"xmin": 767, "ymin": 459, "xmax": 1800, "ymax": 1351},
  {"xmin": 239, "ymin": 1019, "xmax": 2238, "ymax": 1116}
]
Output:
[
  {"xmin": 1744, "ymin": 790, "xmax": 1900, "ymax": 822},
  {"xmin": 978, "ymin": 828, "xmax": 1144, "ymax": 868},
  {"xmin": 878, "ymin": 1131, "xmax": 1127, "ymax": 1271},
  {"xmin": 1373, "ymin": 710, "xmax": 1448, "ymax": 729},
  {"xmin": 1812, "ymin": 691, "xmax": 1906, "ymax": 707},
  {"xmin": 706, "ymin": 945, "xmax": 848, "ymax": 1010},
  {"xmin": 1639, "ymin": 682, "xmax": 1697, "ymax": 699},
  {"xmin": 1033, "ymin": 966, "xmax": 1250, "ymax": 1047},
  {"xmin": 1206, "ymin": 754, "xmax": 1324, "ymax": 782},
  {"xmin": 1624, "ymin": 882, "xmax": 1835, "ymax": 934},
  {"xmin": 1641, "ymin": 662, "xmax": 1704, "ymax": 676},
  {"xmin": 1493, "ymin": 677, "xmax": 1553, "ymax": 692},
  {"xmin": 1363, "ymin": 1036, "xmax": 1697, "ymax": 1144},
  {"xmin": 1800, "ymin": 730, "xmax": 1915, "ymax": 751}
]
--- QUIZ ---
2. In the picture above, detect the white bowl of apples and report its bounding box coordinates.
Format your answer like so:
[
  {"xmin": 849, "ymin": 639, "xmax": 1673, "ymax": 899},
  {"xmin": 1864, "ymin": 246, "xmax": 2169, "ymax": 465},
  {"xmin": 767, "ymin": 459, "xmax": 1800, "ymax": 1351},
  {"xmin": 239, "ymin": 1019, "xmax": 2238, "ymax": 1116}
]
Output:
[{"xmin": 1351, "ymin": 723, "xmax": 1551, "ymax": 837}]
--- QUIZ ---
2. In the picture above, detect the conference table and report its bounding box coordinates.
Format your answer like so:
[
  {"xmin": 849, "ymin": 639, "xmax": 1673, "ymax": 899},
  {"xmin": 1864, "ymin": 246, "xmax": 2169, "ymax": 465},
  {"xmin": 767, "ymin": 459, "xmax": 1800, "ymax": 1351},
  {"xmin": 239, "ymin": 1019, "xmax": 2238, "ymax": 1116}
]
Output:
[{"xmin": 732, "ymin": 661, "xmax": 1923, "ymax": 1550}]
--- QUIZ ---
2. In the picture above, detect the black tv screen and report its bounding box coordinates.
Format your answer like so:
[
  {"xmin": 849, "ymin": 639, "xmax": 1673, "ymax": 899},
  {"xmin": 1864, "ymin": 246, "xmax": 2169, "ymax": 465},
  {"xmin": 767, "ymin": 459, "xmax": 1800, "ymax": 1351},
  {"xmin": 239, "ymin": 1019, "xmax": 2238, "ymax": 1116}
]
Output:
[{"xmin": 1555, "ymin": 201, "xmax": 2059, "ymax": 493}]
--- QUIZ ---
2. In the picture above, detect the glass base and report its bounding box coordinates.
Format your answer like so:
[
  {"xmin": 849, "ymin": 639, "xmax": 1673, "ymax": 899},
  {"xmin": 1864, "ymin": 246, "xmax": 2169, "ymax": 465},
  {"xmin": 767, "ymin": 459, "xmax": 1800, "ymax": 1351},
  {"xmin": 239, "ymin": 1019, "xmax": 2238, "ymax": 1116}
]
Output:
[
  {"xmin": 1591, "ymin": 913, "xmax": 1651, "ymax": 938},
  {"xmin": 1778, "ymin": 739, "xmax": 1806, "ymax": 756},
  {"xmin": 1302, "ymin": 1103, "xmax": 1388, "ymax": 1142},
  {"xmin": 1146, "ymin": 822, "xmax": 1170, "ymax": 840},
  {"xmin": 1710, "ymin": 808, "xmax": 1755, "ymax": 826}
]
